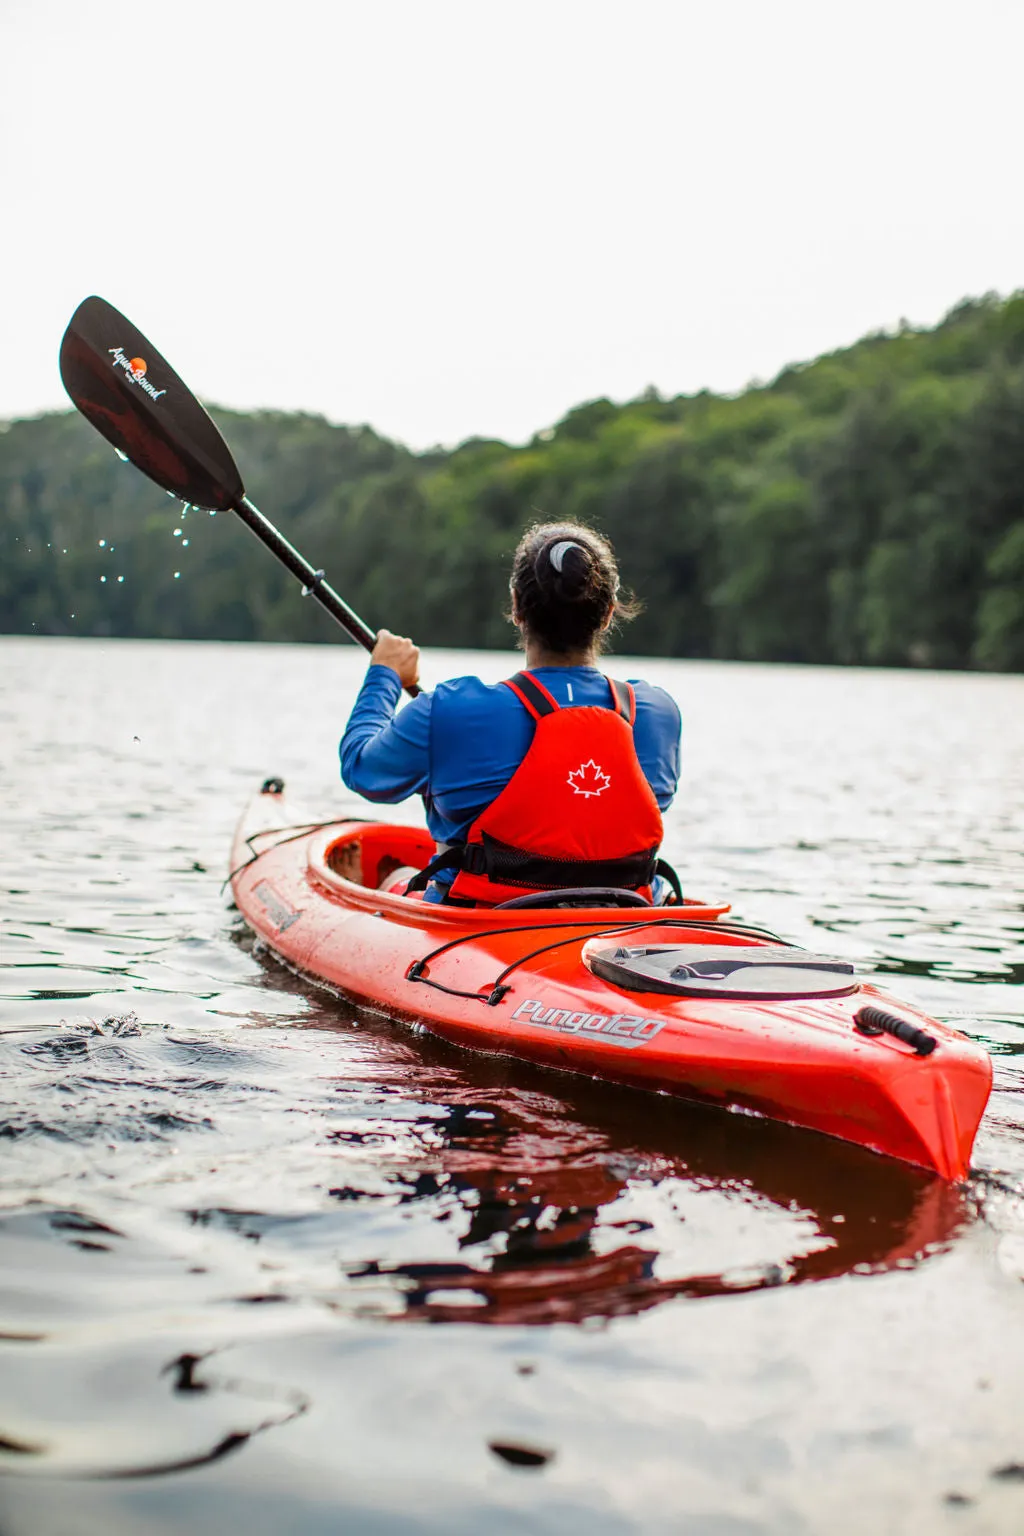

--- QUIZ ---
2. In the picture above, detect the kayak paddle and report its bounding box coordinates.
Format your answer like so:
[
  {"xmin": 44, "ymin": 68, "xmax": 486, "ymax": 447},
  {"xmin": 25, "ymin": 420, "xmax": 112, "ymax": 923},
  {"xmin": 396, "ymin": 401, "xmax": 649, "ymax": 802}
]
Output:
[{"xmin": 58, "ymin": 295, "xmax": 419, "ymax": 694}]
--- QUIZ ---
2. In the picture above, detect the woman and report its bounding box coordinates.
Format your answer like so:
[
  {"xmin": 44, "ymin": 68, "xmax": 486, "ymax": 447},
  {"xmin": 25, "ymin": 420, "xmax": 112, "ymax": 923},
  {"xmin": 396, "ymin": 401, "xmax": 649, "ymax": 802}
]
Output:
[{"xmin": 340, "ymin": 521, "xmax": 681, "ymax": 904}]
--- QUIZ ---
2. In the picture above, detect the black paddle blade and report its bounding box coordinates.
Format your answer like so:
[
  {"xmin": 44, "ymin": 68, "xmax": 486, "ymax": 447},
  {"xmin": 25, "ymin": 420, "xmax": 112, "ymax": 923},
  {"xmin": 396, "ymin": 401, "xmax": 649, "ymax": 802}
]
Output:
[{"xmin": 59, "ymin": 296, "xmax": 244, "ymax": 511}]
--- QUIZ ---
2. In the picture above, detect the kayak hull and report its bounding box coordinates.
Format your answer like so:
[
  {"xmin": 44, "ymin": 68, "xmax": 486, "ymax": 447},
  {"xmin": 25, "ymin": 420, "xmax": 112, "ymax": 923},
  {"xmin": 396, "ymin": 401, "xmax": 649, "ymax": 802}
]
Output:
[{"xmin": 230, "ymin": 788, "xmax": 992, "ymax": 1181}]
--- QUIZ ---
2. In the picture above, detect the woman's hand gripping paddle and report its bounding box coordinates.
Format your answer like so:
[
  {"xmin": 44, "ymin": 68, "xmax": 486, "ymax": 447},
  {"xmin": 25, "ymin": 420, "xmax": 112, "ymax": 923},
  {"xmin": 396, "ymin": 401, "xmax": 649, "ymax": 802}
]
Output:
[{"xmin": 58, "ymin": 295, "xmax": 419, "ymax": 695}]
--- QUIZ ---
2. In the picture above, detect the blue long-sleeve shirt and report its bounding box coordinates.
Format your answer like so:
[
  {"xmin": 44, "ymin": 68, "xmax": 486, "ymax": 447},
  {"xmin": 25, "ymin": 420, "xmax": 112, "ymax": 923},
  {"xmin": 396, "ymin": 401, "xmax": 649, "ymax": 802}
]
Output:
[{"xmin": 340, "ymin": 664, "xmax": 681, "ymax": 851}]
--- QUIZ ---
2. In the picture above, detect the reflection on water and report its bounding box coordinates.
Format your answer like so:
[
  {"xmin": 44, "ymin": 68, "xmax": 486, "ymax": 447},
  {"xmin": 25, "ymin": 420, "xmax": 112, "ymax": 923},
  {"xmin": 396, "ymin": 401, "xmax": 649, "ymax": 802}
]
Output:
[
  {"xmin": 1, "ymin": 638, "xmax": 1023, "ymax": 1531},
  {"xmin": 328, "ymin": 1046, "xmax": 971, "ymax": 1328},
  {"xmin": 0, "ymin": 999, "xmax": 975, "ymax": 1485}
]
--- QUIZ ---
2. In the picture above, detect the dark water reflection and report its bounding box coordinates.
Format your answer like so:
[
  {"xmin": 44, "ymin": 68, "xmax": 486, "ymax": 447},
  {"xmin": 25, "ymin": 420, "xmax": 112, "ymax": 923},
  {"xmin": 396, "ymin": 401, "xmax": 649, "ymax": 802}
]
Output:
[
  {"xmin": 331, "ymin": 1052, "xmax": 970, "ymax": 1328},
  {"xmin": 2, "ymin": 639, "xmax": 1023, "ymax": 1533}
]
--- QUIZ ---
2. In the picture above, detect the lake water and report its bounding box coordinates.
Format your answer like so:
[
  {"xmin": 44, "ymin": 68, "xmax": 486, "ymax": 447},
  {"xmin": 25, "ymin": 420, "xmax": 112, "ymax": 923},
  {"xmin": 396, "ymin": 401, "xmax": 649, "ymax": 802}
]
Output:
[{"xmin": 1, "ymin": 636, "xmax": 1023, "ymax": 1535}]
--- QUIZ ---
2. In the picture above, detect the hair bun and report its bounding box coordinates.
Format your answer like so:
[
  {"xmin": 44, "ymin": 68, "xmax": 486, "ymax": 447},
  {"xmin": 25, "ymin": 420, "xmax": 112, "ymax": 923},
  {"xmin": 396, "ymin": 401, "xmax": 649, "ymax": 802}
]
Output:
[{"xmin": 540, "ymin": 537, "xmax": 590, "ymax": 598}]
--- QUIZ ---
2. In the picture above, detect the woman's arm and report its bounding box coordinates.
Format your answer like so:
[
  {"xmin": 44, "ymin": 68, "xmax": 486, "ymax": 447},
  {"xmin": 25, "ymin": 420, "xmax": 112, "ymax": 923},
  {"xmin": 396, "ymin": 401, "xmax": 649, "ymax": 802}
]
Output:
[{"xmin": 340, "ymin": 634, "xmax": 431, "ymax": 802}]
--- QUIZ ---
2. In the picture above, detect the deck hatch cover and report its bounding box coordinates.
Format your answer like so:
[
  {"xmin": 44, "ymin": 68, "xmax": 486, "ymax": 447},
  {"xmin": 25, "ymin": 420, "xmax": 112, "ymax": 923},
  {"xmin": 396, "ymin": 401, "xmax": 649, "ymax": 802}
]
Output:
[{"xmin": 588, "ymin": 944, "xmax": 858, "ymax": 1000}]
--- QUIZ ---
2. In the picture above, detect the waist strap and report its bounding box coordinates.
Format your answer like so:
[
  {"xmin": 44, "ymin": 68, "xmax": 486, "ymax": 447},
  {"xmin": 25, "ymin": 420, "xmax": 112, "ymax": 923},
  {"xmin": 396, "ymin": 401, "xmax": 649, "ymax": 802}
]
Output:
[{"xmin": 406, "ymin": 834, "xmax": 658, "ymax": 895}]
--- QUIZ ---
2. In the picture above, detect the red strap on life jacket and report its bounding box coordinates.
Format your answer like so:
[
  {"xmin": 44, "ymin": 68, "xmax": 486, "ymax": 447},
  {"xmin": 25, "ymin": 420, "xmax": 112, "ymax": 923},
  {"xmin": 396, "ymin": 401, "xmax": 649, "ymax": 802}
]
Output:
[
  {"xmin": 502, "ymin": 671, "xmax": 560, "ymax": 719},
  {"xmin": 607, "ymin": 677, "xmax": 635, "ymax": 725}
]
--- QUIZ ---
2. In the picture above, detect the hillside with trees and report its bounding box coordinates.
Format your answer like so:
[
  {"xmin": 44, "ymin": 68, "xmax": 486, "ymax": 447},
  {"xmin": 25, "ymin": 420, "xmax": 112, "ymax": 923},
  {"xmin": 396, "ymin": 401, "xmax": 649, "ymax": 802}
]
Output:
[{"xmin": 3, "ymin": 292, "xmax": 1023, "ymax": 670}]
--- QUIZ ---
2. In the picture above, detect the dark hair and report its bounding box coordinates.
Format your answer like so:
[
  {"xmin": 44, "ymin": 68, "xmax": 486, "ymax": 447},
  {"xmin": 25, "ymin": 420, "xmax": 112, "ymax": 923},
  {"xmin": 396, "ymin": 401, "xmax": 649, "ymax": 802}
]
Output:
[{"xmin": 508, "ymin": 521, "xmax": 640, "ymax": 655}]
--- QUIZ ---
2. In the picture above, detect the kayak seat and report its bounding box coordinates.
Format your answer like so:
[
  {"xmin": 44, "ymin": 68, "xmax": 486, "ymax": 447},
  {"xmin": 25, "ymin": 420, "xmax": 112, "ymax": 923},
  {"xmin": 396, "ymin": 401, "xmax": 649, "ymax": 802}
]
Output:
[
  {"xmin": 588, "ymin": 944, "xmax": 858, "ymax": 1000},
  {"xmin": 378, "ymin": 865, "xmax": 422, "ymax": 897}
]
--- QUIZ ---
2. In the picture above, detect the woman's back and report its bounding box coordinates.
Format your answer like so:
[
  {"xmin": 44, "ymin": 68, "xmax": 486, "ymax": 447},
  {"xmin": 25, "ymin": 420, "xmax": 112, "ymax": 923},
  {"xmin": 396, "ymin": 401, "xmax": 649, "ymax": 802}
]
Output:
[{"xmin": 341, "ymin": 663, "xmax": 681, "ymax": 846}]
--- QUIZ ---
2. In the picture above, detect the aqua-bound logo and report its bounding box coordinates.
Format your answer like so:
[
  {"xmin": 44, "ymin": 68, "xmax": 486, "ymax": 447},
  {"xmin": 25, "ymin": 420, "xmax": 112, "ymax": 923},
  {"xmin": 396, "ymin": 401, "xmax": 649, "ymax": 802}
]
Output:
[{"xmin": 108, "ymin": 347, "xmax": 167, "ymax": 401}]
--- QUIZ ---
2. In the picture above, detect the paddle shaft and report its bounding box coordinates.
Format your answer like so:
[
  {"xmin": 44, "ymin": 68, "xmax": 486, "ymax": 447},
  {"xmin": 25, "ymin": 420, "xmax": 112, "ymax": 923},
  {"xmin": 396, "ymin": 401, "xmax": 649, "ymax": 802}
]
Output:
[{"xmin": 232, "ymin": 496, "xmax": 420, "ymax": 697}]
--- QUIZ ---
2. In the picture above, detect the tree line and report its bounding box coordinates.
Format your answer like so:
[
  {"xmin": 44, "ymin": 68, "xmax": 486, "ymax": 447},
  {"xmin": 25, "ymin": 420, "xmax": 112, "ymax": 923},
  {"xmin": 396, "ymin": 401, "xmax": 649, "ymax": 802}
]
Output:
[{"xmin": 2, "ymin": 291, "xmax": 1023, "ymax": 670}]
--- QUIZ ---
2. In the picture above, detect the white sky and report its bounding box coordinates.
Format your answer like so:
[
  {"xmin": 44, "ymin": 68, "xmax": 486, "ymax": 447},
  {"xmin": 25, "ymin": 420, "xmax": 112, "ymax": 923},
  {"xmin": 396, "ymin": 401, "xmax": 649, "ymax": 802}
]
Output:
[{"xmin": 2, "ymin": 0, "xmax": 1022, "ymax": 449}]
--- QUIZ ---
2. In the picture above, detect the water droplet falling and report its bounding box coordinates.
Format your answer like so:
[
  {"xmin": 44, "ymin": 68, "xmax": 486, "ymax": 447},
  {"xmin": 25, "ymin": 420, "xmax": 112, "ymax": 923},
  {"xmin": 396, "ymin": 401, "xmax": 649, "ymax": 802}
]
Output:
[
  {"xmin": 100, "ymin": 575, "xmax": 107, "ymax": 583},
  {"xmin": 98, "ymin": 539, "xmax": 106, "ymax": 548},
  {"xmin": 173, "ymin": 528, "xmax": 183, "ymax": 538},
  {"xmin": 173, "ymin": 571, "xmax": 181, "ymax": 579},
  {"xmin": 182, "ymin": 539, "xmax": 190, "ymax": 547},
  {"xmin": 117, "ymin": 575, "xmax": 125, "ymax": 583}
]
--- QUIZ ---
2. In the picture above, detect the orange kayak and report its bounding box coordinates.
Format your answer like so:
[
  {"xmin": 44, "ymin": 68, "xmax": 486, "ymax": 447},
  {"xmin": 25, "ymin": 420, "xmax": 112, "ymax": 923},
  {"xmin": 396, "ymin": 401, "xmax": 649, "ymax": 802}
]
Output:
[{"xmin": 231, "ymin": 782, "xmax": 993, "ymax": 1180}]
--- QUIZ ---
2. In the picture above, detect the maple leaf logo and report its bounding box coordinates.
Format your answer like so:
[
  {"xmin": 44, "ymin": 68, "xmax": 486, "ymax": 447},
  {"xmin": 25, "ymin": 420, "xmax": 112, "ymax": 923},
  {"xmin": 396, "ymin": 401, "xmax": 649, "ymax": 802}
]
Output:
[{"xmin": 567, "ymin": 760, "xmax": 611, "ymax": 797}]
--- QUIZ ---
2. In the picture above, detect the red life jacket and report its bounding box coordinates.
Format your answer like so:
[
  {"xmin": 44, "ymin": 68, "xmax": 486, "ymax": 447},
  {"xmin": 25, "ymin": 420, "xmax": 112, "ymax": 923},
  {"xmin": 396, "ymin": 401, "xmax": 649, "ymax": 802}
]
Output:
[{"xmin": 442, "ymin": 671, "xmax": 664, "ymax": 905}]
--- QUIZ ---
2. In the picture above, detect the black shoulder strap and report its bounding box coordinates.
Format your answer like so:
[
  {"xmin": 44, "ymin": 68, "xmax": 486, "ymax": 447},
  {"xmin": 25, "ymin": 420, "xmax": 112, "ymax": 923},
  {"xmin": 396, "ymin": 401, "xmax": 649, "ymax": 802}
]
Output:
[
  {"xmin": 502, "ymin": 671, "xmax": 559, "ymax": 719},
  {"xmin": 607, "ymin": 677, "xmax": 635, "ymax": 724}
]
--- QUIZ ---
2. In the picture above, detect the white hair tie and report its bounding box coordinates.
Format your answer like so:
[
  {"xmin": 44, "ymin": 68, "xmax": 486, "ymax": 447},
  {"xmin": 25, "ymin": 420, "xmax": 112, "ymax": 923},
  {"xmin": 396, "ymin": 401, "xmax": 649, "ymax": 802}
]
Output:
[{"xmin": 549, "ymin": 539, "xmax": 583, "ymax": 573}]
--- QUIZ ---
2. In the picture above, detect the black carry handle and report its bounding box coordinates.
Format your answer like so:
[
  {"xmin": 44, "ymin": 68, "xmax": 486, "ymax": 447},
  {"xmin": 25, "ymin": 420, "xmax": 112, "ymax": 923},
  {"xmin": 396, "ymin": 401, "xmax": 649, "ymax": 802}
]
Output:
[
  {"xmin": 58, "ymin": 296, "xmax": 418, "ymax": 696},
  {"xmin": 855, "ymin": 1005, "xmax": 937, "ymax": 1057}
]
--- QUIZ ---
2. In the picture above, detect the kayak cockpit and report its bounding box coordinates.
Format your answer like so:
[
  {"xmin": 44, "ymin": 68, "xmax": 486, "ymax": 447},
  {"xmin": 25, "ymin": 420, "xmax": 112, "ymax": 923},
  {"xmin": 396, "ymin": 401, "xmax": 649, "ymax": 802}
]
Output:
[
  {"xmin": 323, "ymin": 822, "xmax": 435, "ymax": 889},
  {"xmin": 307, "ymin": 820, "xmax": 732, "ymax": 928}
]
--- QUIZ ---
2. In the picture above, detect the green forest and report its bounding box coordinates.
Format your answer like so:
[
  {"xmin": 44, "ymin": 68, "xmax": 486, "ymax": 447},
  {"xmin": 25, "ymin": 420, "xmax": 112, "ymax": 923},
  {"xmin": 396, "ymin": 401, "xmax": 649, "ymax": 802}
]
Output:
[{"xmin": 3, "ymin": 292, "xmax": 1024, "ymax": 670}]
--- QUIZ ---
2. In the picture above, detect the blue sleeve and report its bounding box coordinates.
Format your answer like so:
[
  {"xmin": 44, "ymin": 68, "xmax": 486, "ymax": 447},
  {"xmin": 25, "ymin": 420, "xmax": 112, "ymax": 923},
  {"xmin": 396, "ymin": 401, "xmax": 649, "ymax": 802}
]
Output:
[
  {"xmin": 631, "ymin": 681, "xmax": 681, "ymax": 811},
  {"xmin": 339, "ymin": 665, "xmax": 432, "ymax": 803}
]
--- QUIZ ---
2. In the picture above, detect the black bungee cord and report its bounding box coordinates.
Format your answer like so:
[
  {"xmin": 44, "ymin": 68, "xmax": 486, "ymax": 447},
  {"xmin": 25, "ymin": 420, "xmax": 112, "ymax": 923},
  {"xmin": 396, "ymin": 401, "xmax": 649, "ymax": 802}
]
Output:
[
  {"xmin": 407, "ymin": 916, "xmax": 785, "ymax": 1006},
  {"xmin": 222, "ymin": 818, "xmax": 371, "ymax": 893}
]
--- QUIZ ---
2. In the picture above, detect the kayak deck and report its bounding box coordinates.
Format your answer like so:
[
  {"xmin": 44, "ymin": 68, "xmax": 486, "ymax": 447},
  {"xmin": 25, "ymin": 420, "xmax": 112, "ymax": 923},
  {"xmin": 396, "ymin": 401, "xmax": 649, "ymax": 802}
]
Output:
[{"xmin": 230, "ymin": 787, "xmax": 993, "ymax": 1180}]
